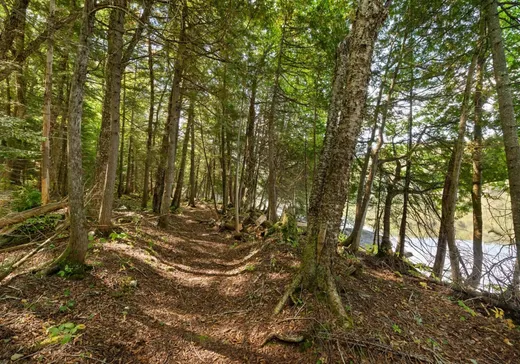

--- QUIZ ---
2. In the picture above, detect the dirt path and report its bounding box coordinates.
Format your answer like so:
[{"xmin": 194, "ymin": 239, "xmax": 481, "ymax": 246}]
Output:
[
  {"xmin": 0, "ymin": 206, "xmax": 311, "ymax": 363},
  {"xmin": 3, "ymin": 205, "xmax": 520, "ymax": 363}
]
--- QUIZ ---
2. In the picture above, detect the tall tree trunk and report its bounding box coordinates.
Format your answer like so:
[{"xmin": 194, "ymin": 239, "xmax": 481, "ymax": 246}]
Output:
[
  {"xmin": 380, "ymin": 161, "xmax": 401, "ymax": 255},
  {"xmin": 158, "ymin": 2, "xmax": 187, "ymax": 227},
  {"xmin": 467, "ymin": 27, "xmax": 486, "ymax": 288},
  {"xmin": 396, "ymin": 49, "xmax": 414, "ymax": 258},
  {"xmin": 142, "ymin": 34, "xmax": 155, "ymax": 209},
  {"xmin": 267, "ymin": 18, "xmax": 287, "ymax": 223},
  {"xmin": 346, "ymin": 41, "xmax": 403, "ymax": 252},
  {"xmin": 277, "ymin": 0, "xmax": 389, "ymax": 321},
  {"xmin": 41, "ymin": 0, "xmax": 55, "ymax": 205},
  {"xmin": 98, "ymin": 0, "xmax": 126, "ymax": 229},
  {"xmin": 51, "ymin": 0, "xmax": 95, "ymax": 271},
  {"xmin": 432, "ymin": 53, "xmax": 477, "ymax": 283},
  {"xmin": 188, "ymin": 105, "xmax": 196, "ymax": 207},
  {"xmin": 242, "ymin": 77, "xmax": 257, "ymax": 211},
  {"xmin": 117, "ymin": 75, "xmax": 126, "ymax": 198},
  {"xmin": 485, "ymin": 0, "xmax": 520, "ymax": 291},
  {"xmin": 172, "ymin": 98, "xmax": 193, "ymax": 210}
]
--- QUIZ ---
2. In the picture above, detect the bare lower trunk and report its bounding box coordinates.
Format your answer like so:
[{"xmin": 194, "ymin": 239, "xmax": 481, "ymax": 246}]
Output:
[
  {"xmin": 188, "ymin": 108, "xmax": 196, "ymax": 207},
  {"xmin": 142, "ymin": 34, "xmax": 155, "ymax": 209},
  {"xmin": 158, "ymin": 2, "xmax": 187, "ymax": 227},
  {"xmin": 467, "ymin": 18, "xmax": 486, "ymax": 288},
  {"xmin": 55, "ymin": 0, "xmax": 95, "ymax": 271},
  {"xmin": 296, "ymin": 0, "xmax": 389, "ymax": 321},
  {"xmin": 98, "ymin": 0, "xmax": 126, "ymax": 230},
  {"xmin": 41, "ymin": 0, "xmax": 55, "ymax": 205},
  {"xmin": 172, "ymin": 98, "xmax": 193, "ymax": 210},
  {"xmin": 380, "ymin": 162, "xmax": 401, "ymax": 255},
  {"xmin": 486, "ymin": 0, "xmax": 520, "ymax": 292},
  {"xmin": 432, "ymin": 53, "xmax": 477, "ymax": 283},
  {"xmin": 242, "ymin": 77, "xmax": 257, "ymax": 211}
]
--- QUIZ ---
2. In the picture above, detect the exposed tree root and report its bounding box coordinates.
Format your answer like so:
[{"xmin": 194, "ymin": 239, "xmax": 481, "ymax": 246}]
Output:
[
  {"xmin": 261, "ymin": 332, "xmax": 305, "ymax": 347},
  {"xmin": 273, "ymin": 266, "xmax": 354, "ymax": 328},
  {"xmin": 274, "ymin": 273, "xmax": 302, "ymax": 315}
]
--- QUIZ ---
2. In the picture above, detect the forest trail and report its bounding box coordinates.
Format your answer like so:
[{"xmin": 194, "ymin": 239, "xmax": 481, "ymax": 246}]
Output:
[
  {"xmin": 0, "ymin": 205, "xmax": 312, "ymax": 363},
  {"xmin": 3, "ymin": 205, "xmax": 520, "ymax": 363}
]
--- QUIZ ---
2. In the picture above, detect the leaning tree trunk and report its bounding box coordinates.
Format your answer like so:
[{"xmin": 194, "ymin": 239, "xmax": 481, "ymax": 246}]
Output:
[
  {"xmin": 41, "ymin": 0, "xmax": 55, "ymax": 205},
  {"xmin": 158, "ymin": 2, "xmax": 187, "ymax": 227},
  {"xmin": 432, "ymin": 53, "xmax": 477, "ymax": 283},
  {"xmin": 50, "ymin": 0, "xmax": 95, "ymax": 272},
  {"xmin": 467, "ymin": 16, "xmax": 486, "ymax": 288},
  {"xmin": 346, "ymin": 46, "xmax": 403, "ymax": 253},
  {"xmin": 276, "ymin": 0, "xmax": 390, "ymax": 323},
  {"xmin": 485, "ymin": 0, "xmax": 520, "ymax": 291}
]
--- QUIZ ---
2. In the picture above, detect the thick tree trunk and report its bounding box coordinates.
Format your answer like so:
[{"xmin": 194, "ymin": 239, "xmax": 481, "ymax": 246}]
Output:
[
  {"xmin": 485, "ymin": 0, "xmax": 520, "ymax": 291},
  {"xmin": 52, "ymin": 0, "xmax": 95, "ymax": 271},
  {"xmin": 158, "ymin": 2, "xmax": 187, "ymax": 227},
  {"xmin": 172, "ymin": 98, "xmax": 193, "ymax": 210},
  {"xmin": 41, "ymin": 0, "xmax": 55, "ymax": 205},
  {"xmin": 432, "ymin": 54, "xmax": 477, "ymax": 283},
  {"xmin": 98, "ymin": 0, "xmax": 126, "ymax": 230},
  {"xmin": 142, "ymin": 34, "xmax": 155, "ymax": 209},
  {"xmin": 288, "ymin": 0, "xmax": 389, "ymax": 321}
]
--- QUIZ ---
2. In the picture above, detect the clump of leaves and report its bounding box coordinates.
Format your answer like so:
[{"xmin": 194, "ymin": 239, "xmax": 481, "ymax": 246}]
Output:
[
  {"xmin": 457, "ymin": 300, "xmax": 476, "ymax": 317},
  {"xmin": 58, "ymin": 300, "xmax": 76, "ymax": 313},
  {"xmin": 392, "ymin": 324, "xmax": 402, "ymax": 334},
  {"xmin": 109, "ymin": 231, "xmax": 128, "ymax": 241},
  {"xmin": 245, "ymin": 264, "xmax": 256, "ymax": 272},
  {"xmin": 41, "ymin": 322, "xmax": 85, "ymax": 345},
  {"xmin": 11, "ymin": 185, "xmax": 41, "ymax": 212}
]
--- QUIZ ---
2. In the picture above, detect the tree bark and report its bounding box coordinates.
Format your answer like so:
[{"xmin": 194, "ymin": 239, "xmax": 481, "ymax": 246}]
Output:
[
  {"xmin": 292, "ymin": 0, "xmax": 389, "ymax": 321},
  {"xmin": 142, "ymin": 34, "xmax": 155, "ymax": 209},
  {"xmin": 346, "ymin": 41, "xmax": 403, "ymax": 252},
  {"xmin": 380, "ymin": 161, "xmax": 401, "ymax": 255},
  {"xmin": 485, "ymin": 0, "xmax": 520, "ymax": 291},
  {"xmin": 242, "ymin": 77, "xmax": 257, "ymax": 212},
  {"xmin": 432, "ymin": 53, "xmax": 477, "ymax": 283},
  {"xmin": 172, "ymin": 98, "xmax": 193, "ymax": 210},
  {"xmin": 188, "ymin": 101, "xmax": 197, "ymax": 207},
  {"xmin": 41, "ymin": 0, "xmax": 55, "ymax": 205},
  {"xmin": 52, "ymin": 0, "xmax": 95, "ymax": 271},
  {"xmin": 158, "ymin": 1, "xmax": 187, "ymax": 227},
  {"xmin": 267, "ymin": 18, "xmax": 287, "ymax": 223},
  {"xmin": 98, "ymin": 0, "xmax": 126, "ymax": 230},
  {"xmin": 467, "ymin": 17, "xmax": 487, "ymax": 288}
]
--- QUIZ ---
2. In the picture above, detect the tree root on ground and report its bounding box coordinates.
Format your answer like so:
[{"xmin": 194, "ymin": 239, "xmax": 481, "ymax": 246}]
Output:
[
  {"xmin": 273, "ymin": 265, "xmax": 356, "ymax": 328},
  {"xmin": 273, "ymin": 273, "xmax": 302, "ymax": 315},
  {"xmin": 261, "ymin": 332, "xmax": 305, "ymax": 347}
]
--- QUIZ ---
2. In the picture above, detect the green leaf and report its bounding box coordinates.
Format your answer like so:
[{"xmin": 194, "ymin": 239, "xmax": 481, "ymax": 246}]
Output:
[{"xmin": 11, "ymin": 353, "xmax": 24, "ymax": 361}]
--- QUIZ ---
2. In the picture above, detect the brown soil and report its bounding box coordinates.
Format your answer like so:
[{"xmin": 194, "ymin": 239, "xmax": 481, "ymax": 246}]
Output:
[{"xmin": 1, "ymin": 205, "xmax": 520, "ymax": 363}]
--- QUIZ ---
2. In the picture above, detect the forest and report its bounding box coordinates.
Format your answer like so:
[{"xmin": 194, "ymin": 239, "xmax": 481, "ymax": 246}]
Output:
[{"xmin": 2, "ymin": 0, "xmax": 520, "ymax": 362}]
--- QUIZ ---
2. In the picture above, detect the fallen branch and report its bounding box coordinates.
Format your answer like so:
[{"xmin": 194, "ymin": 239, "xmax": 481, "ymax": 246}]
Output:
[
  {"xmin": 0, "ymin": 222, "xmax": 68, "ymax": 283},
  {"xmin": 0, "ymin": 200, "xmax": 67, "ymax": 229},
  {"xmin": 0, "ymin": 241, "xmax": 38, "ymax": 253}
]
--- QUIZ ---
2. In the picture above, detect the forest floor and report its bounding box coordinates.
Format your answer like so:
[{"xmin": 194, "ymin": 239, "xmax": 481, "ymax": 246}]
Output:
[{"xmin": 2, "ymin": 203, "xmax": 520, "ymax": 363}]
